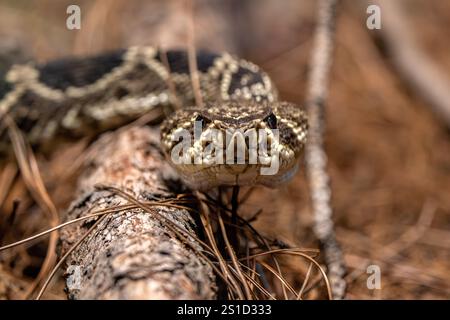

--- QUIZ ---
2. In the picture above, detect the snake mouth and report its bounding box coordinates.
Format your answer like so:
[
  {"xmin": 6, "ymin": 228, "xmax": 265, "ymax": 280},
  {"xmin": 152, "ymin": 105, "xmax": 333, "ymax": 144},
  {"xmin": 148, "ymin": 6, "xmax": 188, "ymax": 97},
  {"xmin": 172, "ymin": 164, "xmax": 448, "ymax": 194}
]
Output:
[{"xmin": 169, "ymin": 158, "xmax": 300, "ymax": 190}]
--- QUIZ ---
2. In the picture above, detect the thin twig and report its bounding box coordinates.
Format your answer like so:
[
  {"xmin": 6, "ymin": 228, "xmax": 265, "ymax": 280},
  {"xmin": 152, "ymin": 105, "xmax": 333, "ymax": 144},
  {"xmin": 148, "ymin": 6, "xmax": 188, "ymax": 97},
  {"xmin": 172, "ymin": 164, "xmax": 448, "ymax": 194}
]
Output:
[{"xmin": 305, "ymin": 0, "xmax": 346, "ymax": 299}]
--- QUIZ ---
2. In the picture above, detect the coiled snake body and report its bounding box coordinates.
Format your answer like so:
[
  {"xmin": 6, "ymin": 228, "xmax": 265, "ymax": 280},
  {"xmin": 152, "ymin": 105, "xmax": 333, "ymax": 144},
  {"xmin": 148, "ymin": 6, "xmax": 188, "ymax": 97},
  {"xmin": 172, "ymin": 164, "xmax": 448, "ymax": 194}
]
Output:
[{"xmin": 0, "ymin": 46, "xmax": 308, "ymax": 190}]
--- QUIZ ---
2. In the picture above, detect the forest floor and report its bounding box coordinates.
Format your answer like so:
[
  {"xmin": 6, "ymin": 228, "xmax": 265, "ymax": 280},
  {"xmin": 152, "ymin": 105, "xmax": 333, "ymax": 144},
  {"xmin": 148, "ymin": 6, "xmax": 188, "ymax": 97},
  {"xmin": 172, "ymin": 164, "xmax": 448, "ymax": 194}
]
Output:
[{"xmin": 0, "ymin": 0, "xmax": 449, "ymax": 299}]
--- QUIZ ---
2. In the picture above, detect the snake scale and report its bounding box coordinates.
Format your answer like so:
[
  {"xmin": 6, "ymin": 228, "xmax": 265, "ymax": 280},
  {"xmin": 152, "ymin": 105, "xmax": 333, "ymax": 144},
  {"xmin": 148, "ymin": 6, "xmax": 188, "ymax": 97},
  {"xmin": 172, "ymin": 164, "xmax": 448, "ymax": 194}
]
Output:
[{"xmin": 0, "ymin": 46, "xmax": 308, "ymax": 190}]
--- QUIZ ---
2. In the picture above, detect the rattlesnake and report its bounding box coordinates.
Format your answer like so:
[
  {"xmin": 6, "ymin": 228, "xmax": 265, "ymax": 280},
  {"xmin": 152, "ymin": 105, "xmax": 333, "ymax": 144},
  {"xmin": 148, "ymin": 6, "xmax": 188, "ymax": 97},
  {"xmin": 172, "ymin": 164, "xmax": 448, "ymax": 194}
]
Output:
[{"xmin": 0, "ymin": 46, "xmax": 308, "ymax": 190}]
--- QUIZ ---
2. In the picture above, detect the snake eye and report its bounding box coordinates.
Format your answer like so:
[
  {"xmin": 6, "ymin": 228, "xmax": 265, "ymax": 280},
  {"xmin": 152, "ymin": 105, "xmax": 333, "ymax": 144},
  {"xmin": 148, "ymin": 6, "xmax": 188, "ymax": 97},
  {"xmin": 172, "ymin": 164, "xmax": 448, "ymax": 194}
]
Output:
[
  {"xmin": 194, "ymin": 114, "xmax": 211, "ymax": 127},
  {"xmin": 195, "ymin": 114, "xmax": 204, "ymax": 123},
  {"xmin": 264, "ymin": 113, "xmax": 277, "ymax": 129}
]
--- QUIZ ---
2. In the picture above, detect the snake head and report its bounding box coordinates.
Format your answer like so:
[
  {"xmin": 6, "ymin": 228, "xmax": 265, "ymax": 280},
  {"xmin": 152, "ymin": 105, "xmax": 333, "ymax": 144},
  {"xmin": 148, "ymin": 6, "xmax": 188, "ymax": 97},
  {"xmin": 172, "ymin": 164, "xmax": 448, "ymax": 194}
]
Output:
[{"xmin": 160, "ymin": 101, "xmax": 308, "ymax": 190}]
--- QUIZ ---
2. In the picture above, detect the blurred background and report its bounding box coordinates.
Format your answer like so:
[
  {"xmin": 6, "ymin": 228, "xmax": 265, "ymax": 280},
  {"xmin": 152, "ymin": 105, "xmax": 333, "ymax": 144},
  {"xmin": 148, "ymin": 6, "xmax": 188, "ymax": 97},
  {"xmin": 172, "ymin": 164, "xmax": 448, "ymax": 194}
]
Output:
[{"xmin": 0, "ymin": 0, "xmax": 449, "ymax": 299}]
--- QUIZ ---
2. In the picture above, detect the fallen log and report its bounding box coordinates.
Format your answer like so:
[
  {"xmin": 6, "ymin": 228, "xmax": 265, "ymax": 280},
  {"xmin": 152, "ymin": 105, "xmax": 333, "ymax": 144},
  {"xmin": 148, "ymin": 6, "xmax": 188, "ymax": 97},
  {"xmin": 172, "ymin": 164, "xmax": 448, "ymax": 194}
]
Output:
[{"xmin": 59, "ymin": 126, "xmax": 216, "ymax": 299}]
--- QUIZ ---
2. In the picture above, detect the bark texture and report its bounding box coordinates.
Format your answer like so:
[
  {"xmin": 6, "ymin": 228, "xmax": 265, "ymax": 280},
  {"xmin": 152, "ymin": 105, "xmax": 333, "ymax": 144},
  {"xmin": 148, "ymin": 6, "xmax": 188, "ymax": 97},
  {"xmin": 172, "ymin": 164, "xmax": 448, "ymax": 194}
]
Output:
[{"xmin": 59, "ymin": 126, "xmax": 216, "ymax": 299}]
